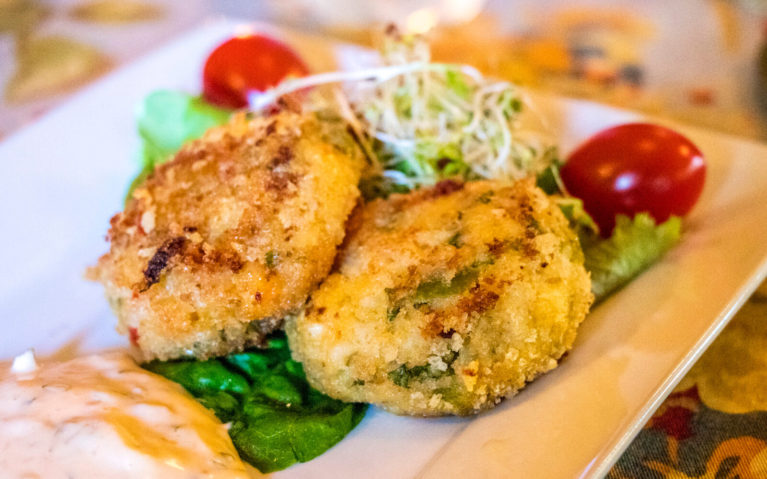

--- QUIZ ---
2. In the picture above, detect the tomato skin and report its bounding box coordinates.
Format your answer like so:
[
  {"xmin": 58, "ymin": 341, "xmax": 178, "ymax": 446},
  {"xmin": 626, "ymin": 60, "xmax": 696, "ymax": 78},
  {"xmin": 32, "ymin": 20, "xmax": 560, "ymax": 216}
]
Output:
[
  {"xmin": 561, "ymin": 123, "xmax": 706, "ymax": 236},
  {"xmin": 203, "ymin": 35, "xmax": 309, "ymax": 109}
]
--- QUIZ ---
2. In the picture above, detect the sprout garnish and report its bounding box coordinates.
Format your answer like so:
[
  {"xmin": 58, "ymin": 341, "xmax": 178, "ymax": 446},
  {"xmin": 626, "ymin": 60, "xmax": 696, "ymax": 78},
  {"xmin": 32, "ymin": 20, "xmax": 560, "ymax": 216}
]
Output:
[{"xmin": 250, "ymin": 30, "xmax": 557, "ymax": 194}]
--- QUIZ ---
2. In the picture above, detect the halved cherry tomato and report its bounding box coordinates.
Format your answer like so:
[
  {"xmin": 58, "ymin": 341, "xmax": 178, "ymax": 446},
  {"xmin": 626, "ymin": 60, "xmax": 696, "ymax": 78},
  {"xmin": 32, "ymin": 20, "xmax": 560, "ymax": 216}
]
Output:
[
  {"xmin": 202, "ymin": 34, "xmax": 309, "ymax": 109},
  {"xmin": 561, "ymin": 123, "xmax": 706, "ymax": 235}
]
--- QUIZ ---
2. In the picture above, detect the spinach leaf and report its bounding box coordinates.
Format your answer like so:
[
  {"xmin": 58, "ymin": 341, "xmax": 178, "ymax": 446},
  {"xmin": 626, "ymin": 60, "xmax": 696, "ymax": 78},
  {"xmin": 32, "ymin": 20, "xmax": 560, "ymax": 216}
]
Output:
[
  {"xmin": 144, "ymin": 359, "xmax": 250, "ymax": 397},
  {"xmin": 198, "ymin": 391, "xmax": 241, "ymax": 423},
  {"xmin": 232, "ymin": 388, "xmax": 366, "ymax": 472},
  {"xmin": 144, "ymin": 332, "xmax": 367, "ymax": 473}
]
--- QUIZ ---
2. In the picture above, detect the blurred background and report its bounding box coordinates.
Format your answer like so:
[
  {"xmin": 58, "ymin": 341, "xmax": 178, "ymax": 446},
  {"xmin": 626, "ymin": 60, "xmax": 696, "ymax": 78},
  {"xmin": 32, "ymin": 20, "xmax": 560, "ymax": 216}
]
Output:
[
  {"xmin": 3, "ymin": 0, "xmax": 767, "ymax": 141},
  {"xmin": 3, "ymin": 1, "xmax": 767, "ymax": 477}
]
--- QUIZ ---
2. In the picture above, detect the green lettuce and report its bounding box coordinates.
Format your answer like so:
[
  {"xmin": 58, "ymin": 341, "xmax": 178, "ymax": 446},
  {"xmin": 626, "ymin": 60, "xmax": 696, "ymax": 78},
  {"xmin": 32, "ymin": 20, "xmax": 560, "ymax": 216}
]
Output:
[
  {"xmin": 536, "ymin": 162, "xmax": 680, "ymax": 303},
  {"xmin": 584, "ymin": 214, "xmax": 682, "ymax": 303},
  {"xmin": 144, "ymin": 333, "xmax": 368, "ymax": 473},
  {"xmin": 126, "ymin": 90, "xmax": 231, "ymax": 200}
]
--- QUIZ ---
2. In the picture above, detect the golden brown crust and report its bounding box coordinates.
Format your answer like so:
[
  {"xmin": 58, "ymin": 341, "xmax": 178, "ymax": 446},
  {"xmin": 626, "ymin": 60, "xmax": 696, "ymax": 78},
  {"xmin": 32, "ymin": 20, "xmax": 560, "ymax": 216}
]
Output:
[
  {"xmin": 91, "ymin": 111, "xmax": 365, "ymax": 360},
  {"xmin": 286, "ymin": 179, "xmax": 593, "ymax": 416}
]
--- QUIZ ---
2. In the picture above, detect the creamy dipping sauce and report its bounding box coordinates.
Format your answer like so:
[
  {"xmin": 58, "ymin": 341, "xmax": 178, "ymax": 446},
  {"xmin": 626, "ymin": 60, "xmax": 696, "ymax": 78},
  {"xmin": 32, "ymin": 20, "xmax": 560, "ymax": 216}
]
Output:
[{"xmin": 0, "ymin": 351, "xmax": 249, "ymax": 478}]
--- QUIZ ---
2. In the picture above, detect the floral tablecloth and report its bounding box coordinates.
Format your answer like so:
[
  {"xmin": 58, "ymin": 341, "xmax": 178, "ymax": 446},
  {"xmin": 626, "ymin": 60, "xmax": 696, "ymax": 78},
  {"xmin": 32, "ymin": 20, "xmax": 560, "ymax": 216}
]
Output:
[{"xmin": 2, "ymin": 1, "xmax": 766, "ymax": 477}]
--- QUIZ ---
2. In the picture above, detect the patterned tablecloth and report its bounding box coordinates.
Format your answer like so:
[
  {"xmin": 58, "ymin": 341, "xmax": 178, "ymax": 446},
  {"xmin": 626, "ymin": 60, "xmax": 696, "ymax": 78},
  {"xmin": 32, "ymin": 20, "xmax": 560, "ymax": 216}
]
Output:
[{"xmin": 2, "ymin": 1, "xmax": 767, "ymax": 477}]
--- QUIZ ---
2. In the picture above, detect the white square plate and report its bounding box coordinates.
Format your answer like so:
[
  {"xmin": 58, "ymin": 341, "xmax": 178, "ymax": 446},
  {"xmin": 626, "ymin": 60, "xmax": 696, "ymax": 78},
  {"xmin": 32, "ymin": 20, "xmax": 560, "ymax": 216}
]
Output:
[{"xmin": 1, "ymin": 20, "xmax": 766, "ymax": 479}]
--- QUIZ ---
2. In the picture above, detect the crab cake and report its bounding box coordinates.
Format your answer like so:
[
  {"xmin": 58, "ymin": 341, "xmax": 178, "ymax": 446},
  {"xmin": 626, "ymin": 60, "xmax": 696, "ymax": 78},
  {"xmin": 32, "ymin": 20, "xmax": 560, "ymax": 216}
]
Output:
[
  {"xmin": 286, "ymin": 179, "xmax": 592, "ymax": 416},
  {"xmin": 91, "ymin": 111, "xmax": 366, "ymax": 361}
]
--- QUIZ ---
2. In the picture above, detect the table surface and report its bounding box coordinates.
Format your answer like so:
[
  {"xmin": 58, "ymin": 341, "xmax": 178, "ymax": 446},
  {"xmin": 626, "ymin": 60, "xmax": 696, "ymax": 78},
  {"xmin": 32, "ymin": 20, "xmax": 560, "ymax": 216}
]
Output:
[{"xmin": 2, "ymin": 1, "xmax": 767, "ymax": 477}]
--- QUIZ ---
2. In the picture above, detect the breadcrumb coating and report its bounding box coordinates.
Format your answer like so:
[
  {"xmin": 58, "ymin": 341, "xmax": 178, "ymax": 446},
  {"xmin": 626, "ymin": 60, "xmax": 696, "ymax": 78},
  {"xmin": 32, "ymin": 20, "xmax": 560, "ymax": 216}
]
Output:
[
  {"xmin": 286, "ymin": 179, "xmax": 593, "ymax": 415},
  {"xmin": 91, "ymin": 111, "xmax": 366, "ymax": 361}
]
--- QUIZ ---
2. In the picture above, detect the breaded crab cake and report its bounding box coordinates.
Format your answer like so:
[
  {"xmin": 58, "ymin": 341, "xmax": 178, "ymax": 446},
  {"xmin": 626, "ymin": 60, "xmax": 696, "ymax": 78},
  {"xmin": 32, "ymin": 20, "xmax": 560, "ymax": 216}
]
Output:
[
  {"xmin": 90, "ymin": 111, "xmax": 366, "ymax": 361},
  {"xmin": 286, "ymin": 179, "xmax": 593, "ymax": 416}
]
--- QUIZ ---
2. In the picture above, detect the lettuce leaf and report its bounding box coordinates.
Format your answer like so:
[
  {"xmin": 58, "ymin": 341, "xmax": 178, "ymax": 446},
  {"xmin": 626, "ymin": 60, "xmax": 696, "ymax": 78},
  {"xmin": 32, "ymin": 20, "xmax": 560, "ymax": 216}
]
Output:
[
  {"xmin": 584, "ymin": 214, "xmax": 682, "ymax": 303},
  {"xmin": 126, "ymin": 90, "xmax": 231, "ymax": 201},
  {"xmin": 144, "ymin": 333, "xmax": 367, "ymax": 473},
  {"xmin": 537, "ymin": 162, "xmax": 681, "ymax": 303},
  {"xmin": 137, "ymin": 89, "xmax": 231, "ymax": 168}
]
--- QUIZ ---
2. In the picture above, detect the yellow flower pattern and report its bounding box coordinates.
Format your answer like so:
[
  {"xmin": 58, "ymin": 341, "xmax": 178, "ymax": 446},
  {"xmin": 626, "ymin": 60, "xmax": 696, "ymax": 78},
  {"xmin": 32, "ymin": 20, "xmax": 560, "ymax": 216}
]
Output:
[
  {"xmin": 5, "ymin": 35, "xmax": 111, "ymax": 103},
  {"xmin": 69, "ymin": 1, "xmax": 163, "ymax": 24},
  {"xmin": 676, "ymin": 282, "xmax": 767, "ymax": 414},
  {"xmin": 2, "ymin": 0, "xmax": 163, "ymax": 105},
  {"xmin": 646, "ymin": 437, "xmax": 767, "ymax": 478},
  {"xmin": 611, "ymin": 281, "xmax": 767, "ymax": 478}
]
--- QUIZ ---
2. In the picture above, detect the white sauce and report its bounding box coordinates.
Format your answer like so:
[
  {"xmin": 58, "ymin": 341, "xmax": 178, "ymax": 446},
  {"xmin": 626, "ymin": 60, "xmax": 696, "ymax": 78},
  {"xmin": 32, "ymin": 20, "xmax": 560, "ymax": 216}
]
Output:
[
  {"xmin": 10, "ymin": 349, "xmax": 37, "ymax": 374},
  {"xmin": 0, "ymin": 351, "xmax": 250, "ymax": 479}
]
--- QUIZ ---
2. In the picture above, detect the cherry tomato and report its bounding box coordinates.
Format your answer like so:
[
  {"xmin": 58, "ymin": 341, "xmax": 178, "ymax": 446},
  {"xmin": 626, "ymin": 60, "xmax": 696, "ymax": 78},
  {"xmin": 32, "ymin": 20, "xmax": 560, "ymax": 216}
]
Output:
[
  {"xmin": 560, "ymin": 123, "xmax": 706, "ymax": 236},
  {"xmin": 203, "ymin": 34, "xmax": 309, "ymax": 109}
]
